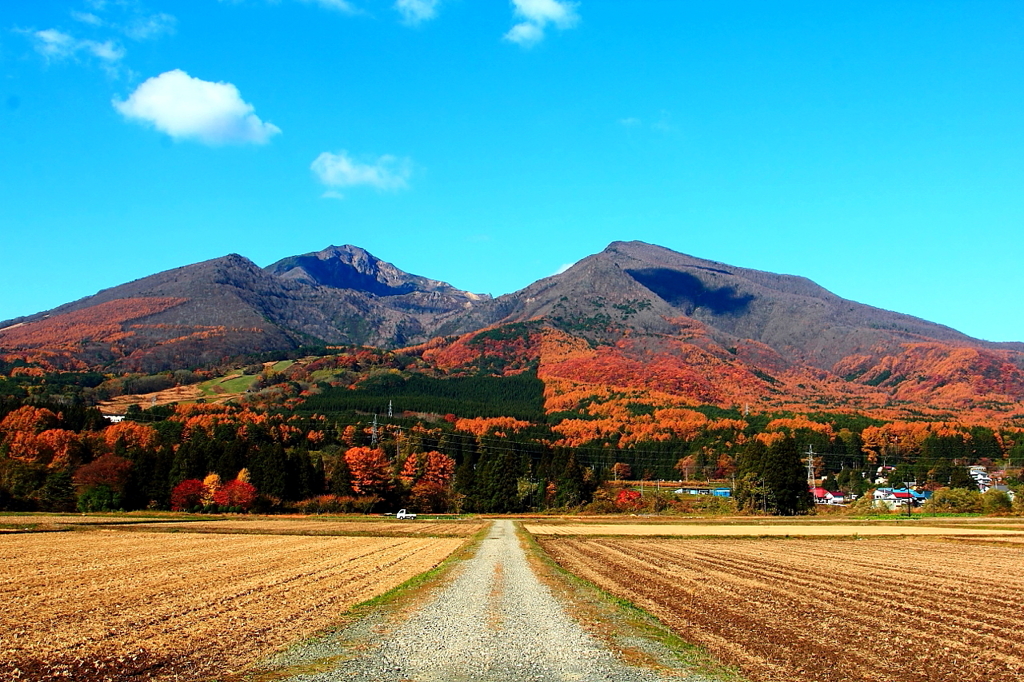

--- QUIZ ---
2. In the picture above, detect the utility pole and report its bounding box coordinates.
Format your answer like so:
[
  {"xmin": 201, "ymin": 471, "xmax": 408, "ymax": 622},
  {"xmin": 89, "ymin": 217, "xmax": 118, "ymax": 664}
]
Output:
[
  {"xmin": 388, "ymin": 400, "xmax": 393, "ymax": 418},
  {"xmin": 903, "ymin": 474, "xmax": 913, "ymax": 518},
  {"xmin": 806, "ymin": 445, "xmax": 816, "ymax": 488},
  {"xmin": 371, "ymin": 414, "xmax": 378, "ymax": 447}
]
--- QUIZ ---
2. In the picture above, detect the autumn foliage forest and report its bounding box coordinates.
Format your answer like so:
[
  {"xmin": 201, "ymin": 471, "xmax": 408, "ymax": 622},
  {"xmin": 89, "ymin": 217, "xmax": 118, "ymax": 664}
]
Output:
[{"xmin": 3, "ymin": 318, "xmax": 1024, "ymax": 515}]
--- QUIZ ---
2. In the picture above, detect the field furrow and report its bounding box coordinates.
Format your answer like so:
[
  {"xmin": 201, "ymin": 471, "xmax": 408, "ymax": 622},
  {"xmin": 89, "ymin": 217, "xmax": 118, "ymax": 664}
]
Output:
[{"xmin": 540, "ymin": 537, "xmax": 1024, "ymax": 682}]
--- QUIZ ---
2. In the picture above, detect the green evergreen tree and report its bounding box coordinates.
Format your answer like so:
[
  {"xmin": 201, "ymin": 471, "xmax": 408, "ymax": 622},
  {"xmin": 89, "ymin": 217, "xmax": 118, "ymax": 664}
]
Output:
[
  {"xmin": 948, "ymin": 466, "xmax": 977, "ymax": 490},
  {"xmin": 763, "ymin": 436, "xmax": 813, "ymax": 515},
  {"xmin": 250, "ymin": 443, "xmax": 289, "ymax": 499}
]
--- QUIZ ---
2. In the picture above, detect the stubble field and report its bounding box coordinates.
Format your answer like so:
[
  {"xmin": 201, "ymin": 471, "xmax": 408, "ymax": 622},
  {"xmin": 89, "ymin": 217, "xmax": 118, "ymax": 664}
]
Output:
[
  {"xmin": 539, "ymin": 535, "xmax": 1024, "ymax": 682},
  {"xmin": 127, "ymin": 518, "xmax": 485, "ymax": 537},
  {"xmin": 0, "ymin": 528, "xmax": 463, "ymax": 681}
]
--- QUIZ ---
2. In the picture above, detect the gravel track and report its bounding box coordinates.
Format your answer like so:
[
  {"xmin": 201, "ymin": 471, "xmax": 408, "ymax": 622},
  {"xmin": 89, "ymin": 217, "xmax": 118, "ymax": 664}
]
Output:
[{"xmin": 282, "ymin": 520, "xmax": 687, "ymax": 682}]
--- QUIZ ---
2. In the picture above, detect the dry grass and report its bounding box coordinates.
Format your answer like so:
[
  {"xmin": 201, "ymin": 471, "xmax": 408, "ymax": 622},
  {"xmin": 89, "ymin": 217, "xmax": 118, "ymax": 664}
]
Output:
[
  {"xmin": 0, "ymin": 529, "xmax": 462, "ymax": 681},
  {"xmin": 96, "ymin": 385, "xmax": 207, "ymax": 415},
  {"xmin": 128, "ymin": 518, "xmax": 486, "ymax": 537}
]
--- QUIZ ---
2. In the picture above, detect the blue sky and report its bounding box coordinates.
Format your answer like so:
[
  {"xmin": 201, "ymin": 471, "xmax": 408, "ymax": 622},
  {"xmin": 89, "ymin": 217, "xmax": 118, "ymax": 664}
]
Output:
[{"xmin": 2, "ymin": 1, "xmax": 1023, "ymax": 342}]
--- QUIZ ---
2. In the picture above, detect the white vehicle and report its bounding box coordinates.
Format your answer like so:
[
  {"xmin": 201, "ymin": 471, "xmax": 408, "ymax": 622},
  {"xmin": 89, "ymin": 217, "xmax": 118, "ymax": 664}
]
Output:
[{"xmin": 395, "ymin": 509, "xmax": 417, "ymax": 520}]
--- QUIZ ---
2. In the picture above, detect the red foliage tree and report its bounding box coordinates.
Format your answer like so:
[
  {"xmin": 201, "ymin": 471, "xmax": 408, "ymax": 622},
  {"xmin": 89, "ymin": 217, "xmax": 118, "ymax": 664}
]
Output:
[
  {"xmin": 615, "ymin": 489, "xmax": 642, "ymax": 510},
  {"xmin": 212, "ymin": 479, "xmax": 258, "ymax": 511},
  {"xmin": 170, "ymin": 479, "xmax": 207, "ymax": 511},
  {"xmin": 73, "ymin": 454, "xmax": 133, "ymax": 492}
]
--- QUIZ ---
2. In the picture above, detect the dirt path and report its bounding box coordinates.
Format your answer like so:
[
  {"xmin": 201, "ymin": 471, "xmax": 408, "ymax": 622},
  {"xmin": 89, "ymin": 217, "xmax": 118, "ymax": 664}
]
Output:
[{"xmin": 270, "ymin": 520, "xmax": 694, "ymax": 682}]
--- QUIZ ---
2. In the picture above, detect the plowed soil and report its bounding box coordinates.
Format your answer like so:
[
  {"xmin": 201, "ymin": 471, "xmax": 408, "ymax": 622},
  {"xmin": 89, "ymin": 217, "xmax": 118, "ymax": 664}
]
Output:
[
  {"xmin": 526, "ymin": 522, "xmax": 1024, "ymax": 536},
  {"xmin": 0, "ymin": 530, "xmax": 461, "ymax": 681},
  {"xmin": 540, "ymin": 536, "xmax": 1024, "ymax": 682}
]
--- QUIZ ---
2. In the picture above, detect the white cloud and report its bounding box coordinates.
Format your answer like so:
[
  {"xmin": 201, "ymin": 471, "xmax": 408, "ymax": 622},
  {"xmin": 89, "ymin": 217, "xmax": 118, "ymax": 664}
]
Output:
[
  {"xmin": 504, "ymin": 0, "xmax": 579, "ymax": 47},
  {"xmin": 124, "ymin": 13, "xmax": 177, "ymax": 41},
  {"xmin": 395, "ymin": 0, "xmax": 439, "ymax": 26},
  {"xmin": 300, "ymin": 0, "xmax": 361, "ymax": 15},
  {"xmin": 71, "ymin": 11, "xmax": 105, "ymax": 27},
  {"xmin": 512, "ymin": 0, "xmax": 579, "ymax": 28},
  {"xmin": 553, "ymin": 263, "xmax": 574, "ymax": 276},
  {"xmin": 311, "ymin": 151, "xmax": 412, "ymax": 194},
  {"xmin": 29, "ymin": 28, "xmax": 126, "ymax": 63},
  {"xmin": 619, "ymin": 117, "xmax": 641, "ymax": 128},
  {"xmin": 113, "ymin": 69, "xmax": 281, "ymax": 145},
  {"xmin": 505, "ymin": 22, "xmax": 544, "ymax": 47}
]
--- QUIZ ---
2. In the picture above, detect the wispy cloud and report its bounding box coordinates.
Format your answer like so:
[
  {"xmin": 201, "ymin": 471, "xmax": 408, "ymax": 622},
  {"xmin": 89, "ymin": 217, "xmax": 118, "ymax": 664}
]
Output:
[
  {"xmin": 504, "ymin": 0, "xmax": 580, "ymax": 48},
  {"xmin": 553, "ymin": 263, "xmax": 574, "ymax": 276},
  {"xmin": 311, "ymin": 150, "xmax": 412, "ymax": 197},
  {"xmin": 21, "ymin": 3, "xmax": 176, "ymax": 76},
  {"xmin": 618, "ymin": 111, "xmax": 678, "ymax": 135},
  {"xmin": 123, "ymin": 12, "xmax": 177, "ymax": 41},
  {"xmin": 299, "ymin": 0, "xmax": 362, "ymax": 15},
  {"xmin": 26, "ymin": 28, "xmax": 125, "ymax": 64},
  {"xmin": 113, "ymin": 69, "xmax": 281, "ymax": 145},
  {"xmin": 395, "ymin": 0, "xmax": 439, "ymax": 26},
  {"xmin": 71, "ymin": 11, "xmax": 105, "ymax": 27}
]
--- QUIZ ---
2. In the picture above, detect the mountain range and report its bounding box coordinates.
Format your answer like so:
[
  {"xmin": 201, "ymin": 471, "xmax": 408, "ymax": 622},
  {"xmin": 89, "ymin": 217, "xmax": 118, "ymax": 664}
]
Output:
[{"xmin": 3, "ymin": 241, "xmax": 1023, "ymax": 420}]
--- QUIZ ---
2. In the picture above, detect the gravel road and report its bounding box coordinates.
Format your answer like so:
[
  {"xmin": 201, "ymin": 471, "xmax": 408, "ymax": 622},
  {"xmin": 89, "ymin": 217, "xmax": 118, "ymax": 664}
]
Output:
[{"xmin": 276, "ymin": 520, "xmax": 690, "ymax": 682}]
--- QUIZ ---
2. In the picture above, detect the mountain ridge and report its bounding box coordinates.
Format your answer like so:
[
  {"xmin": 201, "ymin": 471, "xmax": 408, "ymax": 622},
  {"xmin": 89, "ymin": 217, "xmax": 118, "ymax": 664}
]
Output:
[{"xmin": 2, "ymin": 240, "xmax": 1023, "ymax": 420}]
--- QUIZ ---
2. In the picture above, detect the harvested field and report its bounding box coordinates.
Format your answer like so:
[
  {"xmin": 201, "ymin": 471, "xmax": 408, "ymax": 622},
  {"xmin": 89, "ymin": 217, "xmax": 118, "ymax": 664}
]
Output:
[
  {"xmin": 526, "ymin": 522, "xmax": 1024, "ymax": 536},
  {"xmin": 0, "ymin": 515, "xmax": 169, "ymax": 527},
  {"xmin": 540, "ymin": 536, "xmax": 1024, "ymax": 682},
  {"xmin": 129, "ymin": 518, "xmax": 486, "ymax": 537},
  {"xmin": 97, "ymin": 385, "xmax": 205, "ymax": 415},
  {"xmin": 0, "ymin": 529, "xmax": 462, "ymax": 681}
]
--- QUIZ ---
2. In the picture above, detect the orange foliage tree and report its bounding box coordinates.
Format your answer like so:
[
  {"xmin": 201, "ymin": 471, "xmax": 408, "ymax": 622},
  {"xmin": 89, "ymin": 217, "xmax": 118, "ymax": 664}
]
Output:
[{"xmin": 344, "ymin": 447, "xmax": 394, "ymax": 496}]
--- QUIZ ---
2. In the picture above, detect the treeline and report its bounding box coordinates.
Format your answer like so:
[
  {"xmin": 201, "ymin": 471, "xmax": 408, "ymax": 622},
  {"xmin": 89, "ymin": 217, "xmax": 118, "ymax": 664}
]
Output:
[{"xmin": 0, "ymin": 400, "xmax": 597, "ymax": 514}]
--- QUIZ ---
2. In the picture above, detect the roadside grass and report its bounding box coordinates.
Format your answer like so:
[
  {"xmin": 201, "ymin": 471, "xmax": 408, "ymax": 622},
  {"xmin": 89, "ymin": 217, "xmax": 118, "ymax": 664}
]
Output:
[
  {"xmin": 218, "ymin": 521, "xmax": 492, "ymax": 682},
  {"xmin": 517, "ymin": 522, "xmax": 747, "ymax": 682}
]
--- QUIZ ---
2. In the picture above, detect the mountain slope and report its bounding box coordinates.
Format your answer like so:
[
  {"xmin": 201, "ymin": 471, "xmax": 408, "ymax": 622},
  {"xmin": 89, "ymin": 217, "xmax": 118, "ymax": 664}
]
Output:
[
  {"xmin": 412, "ymin": 241, "xmax": 1024, "ymax": 419},
  {"xmin": 2, "ymin": 240, "xmax": 1022, "ymax": 420},
  {"xmin": 0, "ymin": 247, "xmax": 489, "ymax": 372}
]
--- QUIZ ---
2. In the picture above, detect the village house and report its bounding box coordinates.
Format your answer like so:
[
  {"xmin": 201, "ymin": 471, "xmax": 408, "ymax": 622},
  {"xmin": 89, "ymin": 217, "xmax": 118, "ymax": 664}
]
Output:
[{"xmin": 810, "ymin": 487, "xmax": 846, "ymax": 505}]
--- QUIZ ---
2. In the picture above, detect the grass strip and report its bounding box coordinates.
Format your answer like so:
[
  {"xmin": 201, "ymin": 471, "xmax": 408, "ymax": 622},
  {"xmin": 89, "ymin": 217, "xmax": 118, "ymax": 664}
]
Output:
[
  {"xmin": 219, "ymin": 521, "xmax": 492, "ymax": 682},
  {"xmin": 518, "ymin": 522, "xmax": 747, "ymax": 682}
]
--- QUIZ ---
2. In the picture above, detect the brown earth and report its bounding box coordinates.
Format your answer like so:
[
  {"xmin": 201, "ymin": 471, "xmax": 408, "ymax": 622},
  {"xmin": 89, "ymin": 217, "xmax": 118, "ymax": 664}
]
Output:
[
  {"xmin": 0, "ymin": 515, "xmax": 169, "ymax": 527},
  {"xmin": 539, "ymin": 536, "xmax": 1024, "ymax": 682},
  {"xmin": 525, "ymin": 522, "xmax": 1024, "ymax": 537},
  {"xmin": 127, "ymin": 518, "xmax": 486, "ymax": 537},
  {"xmin": 0, "ymin": 529, "xmax": 462, "ymax": 681}
]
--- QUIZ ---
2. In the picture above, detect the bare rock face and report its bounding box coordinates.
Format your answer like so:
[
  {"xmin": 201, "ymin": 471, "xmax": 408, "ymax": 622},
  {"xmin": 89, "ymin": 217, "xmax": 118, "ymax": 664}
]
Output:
[{"xmin": 266, "ymin": 245, "xmax": 488, "ymax": 302}]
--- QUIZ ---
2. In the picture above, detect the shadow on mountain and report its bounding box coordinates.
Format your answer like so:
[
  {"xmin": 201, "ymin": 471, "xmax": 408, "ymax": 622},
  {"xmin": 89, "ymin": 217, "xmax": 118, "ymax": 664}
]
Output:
[
  {"xmin": 625, "ymin": 268, "xmax": 754, "ymax": 314},
  {"xmin": 278, "ymin": 255, "xmax": 417, "ymax": 296}
]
